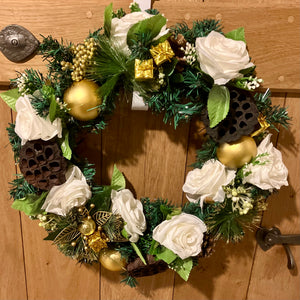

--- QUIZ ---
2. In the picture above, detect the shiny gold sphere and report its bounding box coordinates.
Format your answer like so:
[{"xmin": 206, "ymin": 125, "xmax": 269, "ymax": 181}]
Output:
[
  {"xmin": 99, "ymin": 249, "xmax": 126, "ymax": 272},
  {"xmin": 217, "ymin": 136, "xmax": 257, "ymax": 169},
  {"xmin": 78, "ymin": 218, "xmax": 96, "ymax": 236},
  {"xmin": 63, "ymin": 80, "xmax": 101, "ymax": 121}
]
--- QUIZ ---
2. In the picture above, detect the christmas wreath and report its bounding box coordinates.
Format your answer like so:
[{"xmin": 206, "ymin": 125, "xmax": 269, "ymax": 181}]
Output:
[{"xmin": 1, "ymin": 2, "xmax": 291, "ymax": 287}]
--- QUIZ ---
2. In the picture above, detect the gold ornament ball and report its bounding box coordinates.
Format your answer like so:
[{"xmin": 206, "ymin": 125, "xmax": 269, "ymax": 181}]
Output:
[
  {"xmin": 216, "ymin": 136, "xmax": 257, "ymax": 169},
  {"xmin": 78, "ymin": 218, "xmax": 96, "ymax": 236},
  {"xmin": 99, "ymin": 249, "xmax": 126, "ymax": 272},
  {"xmin": 63, "ymin": 80, "xmax": 101, "ymax": 121}
]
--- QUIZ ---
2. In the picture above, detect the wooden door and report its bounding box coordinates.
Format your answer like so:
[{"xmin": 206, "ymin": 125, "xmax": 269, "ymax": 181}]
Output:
[{"xmin": 0, "ymin": 1, "xmax": 299, "ymax": 299}]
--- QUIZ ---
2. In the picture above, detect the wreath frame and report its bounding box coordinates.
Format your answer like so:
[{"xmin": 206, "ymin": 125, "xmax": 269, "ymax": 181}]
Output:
[{"xmin": 0, "ymin": 2, "xmax": 291, "ymax": 287}]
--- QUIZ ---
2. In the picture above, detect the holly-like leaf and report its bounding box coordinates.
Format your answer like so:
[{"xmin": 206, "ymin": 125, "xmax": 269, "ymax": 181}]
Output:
[
  {"xmin": 11, "ymin": 192, "xmax": 48, "ymax": 216},
  {"xmin": 104, "ymin": 3, "xmax": 113, "ymax": 37},
  {"xmin": 155, "ymin": 247, "xmax": 178, "ymax": 264},
  {"xmin": 127, "ymin": 15, "xmax": 166, "ymax": 47},
  {"xmin": 173, "ymin": 257, "xmax": 193, "ymax": 281},
  {"xmin": 207, "ymin": 85, "xmax": 230, "ymax": 128},
  {"xmin": 225, "ymin": 27, "xmax": 246, "ymax": 43},
  {"xmin": 111, "ymin": 164, "xmax": 125, "ymax": 190},
  {"xmin": 0, "ymin": 88, "xmax": 20, "ymax": 111}
]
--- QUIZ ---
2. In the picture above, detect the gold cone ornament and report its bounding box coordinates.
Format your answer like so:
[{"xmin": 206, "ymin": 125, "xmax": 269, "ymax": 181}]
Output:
[
  {"xmin": 99, "ymin": 249, "xmax": 126, "ymax": 272},
  {"xmin": 216, "ymin": 136, "xmax": 257, "ymax": 169},
  {"xmin": 63, "ymin": 79, "xmax": 101, "ymax": 121}
]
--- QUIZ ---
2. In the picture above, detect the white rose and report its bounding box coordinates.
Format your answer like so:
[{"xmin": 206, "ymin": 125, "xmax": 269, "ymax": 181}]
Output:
[
  {"xmin": 183, "ymin": 159, "xmax": 236, "ymax": 207},
  {"xmin": 111, "ymin": 189, "xmax": 146, "ymax": 242},
  {"xmin": 41, "ymin": 165, "xmax": 91, "ymax": 216},
  {"xmin": 110, "ymin": 12, "xmax": 169, "ymax": 55},
  {"xmin": 243, "ymin": 134, "xmax": 288, "ymax": 190},
  {"xmin": 195, "ymin": 31, "xmax": 254, "ymax": 85},
  {"xmin": 15, "ymin": 95, "xmax": 62, "ymax": 145},
  {"xmin": 153, "ymin": 213, "xmax": 207, "ymax": 260}
]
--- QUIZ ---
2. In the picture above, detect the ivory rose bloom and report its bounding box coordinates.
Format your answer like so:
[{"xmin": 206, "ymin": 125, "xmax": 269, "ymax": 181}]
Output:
[
  {"xmin": 42, "ymin": 165, "xmax": 91, "ymax": 216},
  {"xmin": 15, "ymin": 95, "xmax": 62, "ymax": 145},
  {"xmin": 111, "ymin": 189, "xmax": 146, "ymax": 242},
  {"xmin": 195, "ymin": 31, "xmax": 254, "ymax": 85},
  {"xmin": 243, "ymin": 134, "xmax": 288, "ymax": 190},
  {"xmin": 153, "ymin": 213, "xmax": 207, "ymax": 259},
  {"xmin": 183, "ymin": 159, "xmax": 236, "ymax": 207},
  {"xmin": 110, "ymin": 12, "xmax": 169, "ymax": 55}
]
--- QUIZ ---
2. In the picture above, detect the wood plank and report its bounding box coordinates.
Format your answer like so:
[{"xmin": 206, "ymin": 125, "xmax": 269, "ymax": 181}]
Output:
[
  {"xmin": 154, "ymin": 0, "xmax": 300, "ymax": 91},
  {"xmin": 100, "ymin": 100, "xmax": 189, "ymax": 299},
  {"xmin": 247, "ymin": 93, "xmax": 300, "ymax": 300},
  {"xmin": 0, "ymin": 99, "xmax": 27, "ymax": 300}
]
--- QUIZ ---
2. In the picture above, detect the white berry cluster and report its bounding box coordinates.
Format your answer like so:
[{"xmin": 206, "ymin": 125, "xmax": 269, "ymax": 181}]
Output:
[
  {"xmin": 243, "ymin": 76, "xmax": 263, "ymax": 90},
  {"xmin": 16, "ymin": 73, "xmax": 30, "ymax": 96},
  {"xmin": 181, "ymin": 42, "xmax": 196, "ymax": 65}
]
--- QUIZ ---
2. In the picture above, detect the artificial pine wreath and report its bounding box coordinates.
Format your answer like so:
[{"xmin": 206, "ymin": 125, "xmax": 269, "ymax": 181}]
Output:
[{"xmin": 1, "ymin": 2, "xmax": 291, "ymax": 287}]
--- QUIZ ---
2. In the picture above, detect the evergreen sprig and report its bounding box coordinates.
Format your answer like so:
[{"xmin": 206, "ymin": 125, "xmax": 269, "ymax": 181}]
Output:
[
  {"xmin": 128, "ymin": 32, "xmax": 154, "ymax": 60},
  {"xmin": 39, "ymin": 35, "xmax": 73, "ymax": 97},
  {"xmin": 9, "ymin": 175, "xmax": 37, "ymax": 200},
  {"xmin": 171, "ymin": 19, "xmax": 223, "ymax": 43},
  {"xmin": 255, "ymin": 90, "xmax": 291, "ymax": 130},
  {"xmin": 193, "ymin": 137, "xmax": 218, "ymax": 169},
  {"xmin": 6, "ymin": 123, "xmax": 22, "ymax": 161}
]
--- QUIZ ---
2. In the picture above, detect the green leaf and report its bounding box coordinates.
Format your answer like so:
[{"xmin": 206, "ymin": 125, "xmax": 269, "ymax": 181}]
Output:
[
  {"xmin": 156, "ymin": 247, "xmax": 178, "ymax": 264},
  {"xmin": 127, "ymin": 15, "xmax": 167, "ymax": 47},
  {"xmin": 225, "ymin": 27, "xmax": 246, "ymax": 43},
  {"xmin": 131, "ymin": 242, "xmax": 147, "ymax": 265},
  {"xmin": 104, "ymin": 3, "xmax": 113, "ymax": 37},
  {"xmin": 149, "ymin": 240, "xmax": 160, "ymax": 255},
  {"xmin": 49, "ymin": 94, "xmax": 57, "ymax": 122},
  {"xmin": 121, "ymin": 228, "xmax": 129, "ymax": 239},
  {"xmin": 12, "ymin": 192, "xmax": 48, "ymax": 216},
  {"xmin": 60, "ymin": 131, "xmax": 72, "ymax": 160},
  {"xmin": 90, "ymin": 186, "xmax": 112, "ymax": 211},
  {"xmin": 0, "ymin": 89, "xmax": 20, "ymax": 111},
  {"xmin": 166, "ymin": 208, "xmax": 182, "ymax": 220},
  {"xmin": 174, "ymin": 257, "xmax": 193, "ymax": 281},
  {"xmin": 111, "ymin": 164, "xmax": 125, "ymax": 190},
  {"xmin": 207, "ymin": 85, "xmax": 230, "ymax": 128}
]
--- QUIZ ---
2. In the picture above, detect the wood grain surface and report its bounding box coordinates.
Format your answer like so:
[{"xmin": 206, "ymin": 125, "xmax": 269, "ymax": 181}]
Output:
[{"xmin": 0, "ymin": 1, "xmax": 300, "ymax": 299}]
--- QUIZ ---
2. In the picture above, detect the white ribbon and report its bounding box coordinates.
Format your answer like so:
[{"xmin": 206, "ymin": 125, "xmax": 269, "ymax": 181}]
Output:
[{"xmin": 131, "ymin": 0, "xmax": 152, "ymax": 111}]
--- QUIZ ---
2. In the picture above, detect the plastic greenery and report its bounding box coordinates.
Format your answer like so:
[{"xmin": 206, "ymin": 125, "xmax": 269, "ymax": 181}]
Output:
[{"xmin": 1, "ymin": 3, "xmax": 290, "ymax": 288}]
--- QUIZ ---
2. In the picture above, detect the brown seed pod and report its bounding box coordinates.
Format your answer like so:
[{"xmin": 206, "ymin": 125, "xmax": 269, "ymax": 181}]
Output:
[
  {"xmin": 202, "ymin": 89, "xmax": 259, "ymax": 143},
  {"xmin": 19, "ymin": 139, "xmax": 67, "ymax": 190},
  {"xmin": 127, "ymin": 254, "xmax": 168, "ymax": 278}
]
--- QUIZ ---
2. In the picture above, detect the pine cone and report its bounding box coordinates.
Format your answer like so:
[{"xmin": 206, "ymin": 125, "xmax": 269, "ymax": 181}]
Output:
[
  {"xmin": 127, "ymin": 254, "xmax": 168, "ymax": 278},
  {"xmin": 202, "ymin": 89, "xmax": 259, "ymax": 143},
  {"xmin": 199, "ymin": 233, "xmax": 216, "ymax": 258},
  {"xmin": 19, "ymin": 139, "xmax": 67, "ymax": 190}
]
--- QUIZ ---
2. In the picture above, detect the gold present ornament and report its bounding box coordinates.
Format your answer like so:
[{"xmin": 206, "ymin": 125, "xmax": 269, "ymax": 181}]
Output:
[
  {"xmin": 150, "ymin": 40, "xmax": 175, "ymax": 66},
  {"xmin": 135, "ymin": 59, "xmax": 154, "ymax": 80}
]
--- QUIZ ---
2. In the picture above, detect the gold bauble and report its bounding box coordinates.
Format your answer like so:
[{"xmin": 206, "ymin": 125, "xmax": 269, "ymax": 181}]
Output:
[
  {"xmin": 99, "ymin": 249, "xmax": 126, "ymax": 272},
  {"xmin": 78, "ymin": 218, "xmax": 96, "ymax": 236},
  {"xmin": 63, "ymin": 80, "xmax": 101, "ymax": 121},
  {"xmin": 217, "ymin": 136, "xmax": 257, "ymax": 169}
]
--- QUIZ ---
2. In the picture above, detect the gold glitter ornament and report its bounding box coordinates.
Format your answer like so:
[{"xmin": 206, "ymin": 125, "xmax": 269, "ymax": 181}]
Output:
[
  {"xmin": 217, "ymin": 136, "xmax": 257, "ymax": 169},
  {"xmin": 78, "ymin": 217, "xmax": 96, "ymax": 236},
  {"xmin": 99, "ymin": 249, "xmax": 126, "ymax": 272},
  {"xmin": 87, "ymin": 231, "xmax": 109, "ymax": 253},
  {"xmin": 63, "ymin": 79, "xmax": 101, "ymax": 121}
]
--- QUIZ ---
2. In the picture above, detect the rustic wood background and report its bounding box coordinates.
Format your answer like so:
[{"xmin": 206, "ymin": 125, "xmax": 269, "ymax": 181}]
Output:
[{"xmin": 0, "ymin": 1, "xmax": 299, "ymax": 299}]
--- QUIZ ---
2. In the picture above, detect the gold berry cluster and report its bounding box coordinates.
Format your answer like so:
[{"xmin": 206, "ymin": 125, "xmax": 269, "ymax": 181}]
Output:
[{"xmin": 61, "ymin": 37, "xmax": 96, "ymax": 82}]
